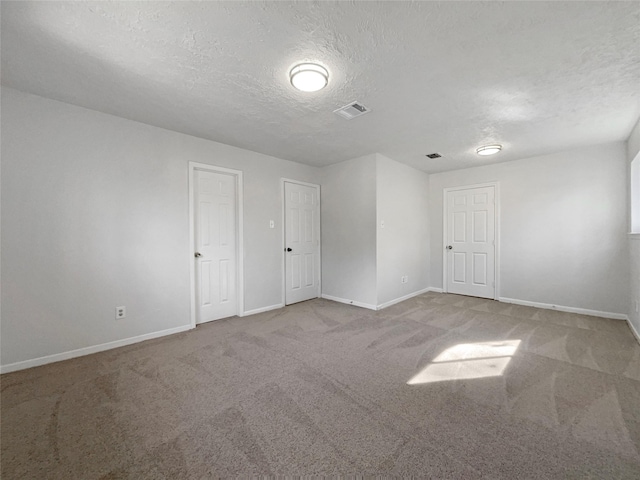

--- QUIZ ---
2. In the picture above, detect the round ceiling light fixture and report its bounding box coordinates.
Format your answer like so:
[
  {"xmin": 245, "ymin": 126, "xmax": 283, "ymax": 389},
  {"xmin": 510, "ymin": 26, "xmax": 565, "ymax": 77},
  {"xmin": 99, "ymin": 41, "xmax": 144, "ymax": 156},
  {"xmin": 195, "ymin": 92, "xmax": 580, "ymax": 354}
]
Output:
[
  {"xmin": 290, "ymin": 63, "xmax": 329, "ymax": 92},
  {"xmin": 476, "ymin": 144, "xmax": 502, "ymax": 156}
]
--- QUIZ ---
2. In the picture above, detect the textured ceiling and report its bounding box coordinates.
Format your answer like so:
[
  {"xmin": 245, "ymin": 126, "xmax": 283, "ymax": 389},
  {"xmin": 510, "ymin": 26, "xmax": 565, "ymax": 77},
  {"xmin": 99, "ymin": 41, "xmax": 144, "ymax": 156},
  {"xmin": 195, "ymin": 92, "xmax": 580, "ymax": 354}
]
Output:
[{"xmin": 2, "ymin": 1, "xmax": 639, "ymax": 172}]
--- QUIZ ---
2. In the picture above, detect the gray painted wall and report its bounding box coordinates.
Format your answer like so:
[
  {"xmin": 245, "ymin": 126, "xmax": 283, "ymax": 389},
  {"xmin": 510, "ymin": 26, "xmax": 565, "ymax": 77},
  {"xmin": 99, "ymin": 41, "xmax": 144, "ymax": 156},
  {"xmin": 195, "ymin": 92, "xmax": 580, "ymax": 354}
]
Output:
[
  {"xmin": 2, "ymin": 86, "xmax": 636, "ymax": 370},
  {"xmin": 376, "ymin": 154, "xmax": 430, "ymax": 306},
  {"xmin": 320, "ymin": 155, "xmax": 378, "ymax": 307},
  {"xmin": 1, "ymin": 88, "xmax": 318, "ymax": 366},
  {"xmin": 630, "ymin": 239, "xmax": 640, "ymax": 335},
  {"xmin": 429, "ymin": 143, "xmax": 629, "ymax": 316},
  {"xmin": 320, "ymin": 153, "xmax": 431, "ymax": 308},
  {"xmin": 627, "ymin": 117, "xmax": 640, "ymax": 336}
]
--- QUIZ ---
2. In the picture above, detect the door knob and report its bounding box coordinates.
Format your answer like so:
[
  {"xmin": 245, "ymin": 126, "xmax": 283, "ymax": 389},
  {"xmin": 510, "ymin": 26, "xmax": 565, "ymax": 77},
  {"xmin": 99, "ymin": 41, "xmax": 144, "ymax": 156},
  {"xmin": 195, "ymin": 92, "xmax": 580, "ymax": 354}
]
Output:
[
  {"xmin": 194, "ymin": 252, "xmax": 202, "ymax": 258},
  {"xmin": 286, "ymin": 248, "xmax": 292, "ymax": 252},
  {"xmin": 446, "ymin": 245, "xmax": 453, "ymax": 250}
]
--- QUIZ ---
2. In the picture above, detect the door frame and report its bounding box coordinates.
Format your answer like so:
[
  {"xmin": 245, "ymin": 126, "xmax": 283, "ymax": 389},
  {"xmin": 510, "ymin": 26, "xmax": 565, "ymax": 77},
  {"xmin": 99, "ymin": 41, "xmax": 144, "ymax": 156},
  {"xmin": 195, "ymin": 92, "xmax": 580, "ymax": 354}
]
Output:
[
  {"xmin": 189, "ymin": 162, "xmax": 244, "ymax": 328},
  {"xmin": 442, "ymin": 182, "xmax": 500, "ymax": 300},
  {"xmin": 281, "ymin": 178, "xmax": 322, "ymax": 306}
]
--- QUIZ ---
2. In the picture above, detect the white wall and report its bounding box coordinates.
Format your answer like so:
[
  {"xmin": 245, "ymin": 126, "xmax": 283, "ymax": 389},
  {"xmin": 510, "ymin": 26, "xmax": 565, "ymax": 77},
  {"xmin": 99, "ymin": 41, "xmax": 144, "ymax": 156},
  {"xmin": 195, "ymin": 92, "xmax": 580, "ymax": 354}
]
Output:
[
  {"xmin": 1, "ymin": 87, "xmax": 319, "ymax": 368},
  {"xmin": 429, "ymin": 143, "xmax": 629, "ymax": 316},
  {"xmin": 627, "ymin": 117, "xmax": 640, "ymax": 337},
  {"xmin": 630, "ymin": 239, "xmax": 640, "ymax": 336},
  {"xmin": 320, "ymin": 155, "xmax": 378, "ymax": 307},
  {"xmin": 321, "ymin": 153, "xmax": 430, "ymax": 308},
  {"xmin": 376, "ymin": 154, "xmax": 430, "ymax": 306},
  {"xmin": 3, "ymin": 86, "xmax": 634, "ymax": 370},
  {"xmin": 628, "ymin": 118, "xmax": 640, "ymax": 165}
]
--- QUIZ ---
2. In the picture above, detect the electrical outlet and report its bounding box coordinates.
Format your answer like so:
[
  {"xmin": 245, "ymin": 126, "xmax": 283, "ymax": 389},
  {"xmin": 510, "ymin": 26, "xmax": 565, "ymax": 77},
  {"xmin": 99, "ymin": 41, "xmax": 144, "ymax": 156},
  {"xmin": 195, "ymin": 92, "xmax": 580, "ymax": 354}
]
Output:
[
  {"xmin": 401, "ymin": 276, "xmax": 408, "ymax": 284},
  {"xmin": 116, "ymin": 306, "xmax": 126, "ymax": 319}
]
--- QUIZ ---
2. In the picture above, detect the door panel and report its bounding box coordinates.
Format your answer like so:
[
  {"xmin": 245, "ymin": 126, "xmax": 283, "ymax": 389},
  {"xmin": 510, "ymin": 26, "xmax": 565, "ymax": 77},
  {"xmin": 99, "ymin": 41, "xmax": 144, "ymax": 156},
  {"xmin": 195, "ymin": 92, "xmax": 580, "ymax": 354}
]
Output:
[
  {"xmin": 446, "ymin": 185, "xmax": 496, "ymax": 298},
  {"xmin": 473, "ymin": 211, "xmax": 487, "ymax": 242},
  {"xmin": 195, "ymin": 170, "xmax": 237, "ymax": 323},
  {"xmin": 453, "ymin": 252, "xmax": 466, "ymax": 283},
  {"xmin": 453, "ymin": 212, "xmax": 466, "ymax": 242},
  {"xmin": 291, "ymin": 254, "xmax": 301, "ymax": 289},
  {"xmin": 304, "ymin": 254, "xmax": 314, "ymax": 286},
  {"xmin": 473, "ymin": 253, "xmax": 487, "ymax": 285},
  {"xmin": 285, "ymin": 182, "xmax": 320, "ymax": 305}
]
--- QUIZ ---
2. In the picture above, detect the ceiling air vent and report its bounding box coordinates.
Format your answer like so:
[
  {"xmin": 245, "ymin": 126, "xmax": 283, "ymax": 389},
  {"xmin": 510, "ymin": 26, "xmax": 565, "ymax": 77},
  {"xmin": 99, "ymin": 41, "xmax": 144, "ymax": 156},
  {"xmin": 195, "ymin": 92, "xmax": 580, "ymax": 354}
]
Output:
[
  {"xmin": 333, "ymin": 101, "xmax": 370, "ymax": 120},
  {"xmin": 426, "ymin": 153, "xmax": 442, "ymax": 159}
]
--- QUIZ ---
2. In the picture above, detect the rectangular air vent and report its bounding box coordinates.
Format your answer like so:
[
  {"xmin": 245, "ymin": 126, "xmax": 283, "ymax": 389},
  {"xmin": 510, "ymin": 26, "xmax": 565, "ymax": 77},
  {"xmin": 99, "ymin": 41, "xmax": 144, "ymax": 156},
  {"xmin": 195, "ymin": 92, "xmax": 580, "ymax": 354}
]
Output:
[
  {"xmin": 333, "ymin": 101, "xmax": 370, "ymax": 120},
  {"xmin": 426, "ymin": 153, "xmax": 442, "ymax": 159}
]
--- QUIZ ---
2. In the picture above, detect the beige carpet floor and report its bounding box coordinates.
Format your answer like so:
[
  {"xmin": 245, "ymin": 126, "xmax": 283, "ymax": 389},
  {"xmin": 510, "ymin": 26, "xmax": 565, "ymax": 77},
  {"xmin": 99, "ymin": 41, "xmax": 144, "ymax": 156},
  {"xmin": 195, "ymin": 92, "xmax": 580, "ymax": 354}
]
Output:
[{"xmin": 2, "ymin": 292, "xmax": 640, "ymax": 478}]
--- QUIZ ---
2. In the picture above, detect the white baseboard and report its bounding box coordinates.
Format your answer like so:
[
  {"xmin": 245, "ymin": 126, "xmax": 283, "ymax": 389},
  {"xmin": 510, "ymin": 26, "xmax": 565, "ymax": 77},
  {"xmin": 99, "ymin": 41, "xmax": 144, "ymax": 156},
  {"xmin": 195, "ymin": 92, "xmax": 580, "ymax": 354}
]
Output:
[
  {"xmin": 377, "ymin": 287, "xmax": 431, "ymax": 310},
  {"xmin": 321, "ymin": 294, "xmax": 377, "ymax": 311},
  {"xmin": 626, "ymin": 318, "xmax": 640, "ymax": 345},
  {"xmin": 241, "ymin": 303, "xmax": 284, "ymax": 317},
  {"xmin": 0, "ymin": 324, "xmax": 193, "ymax": 374},
  {"xmin": 498, "ymin": 297, "xmax": 628, "ymax": 321},
  {"xmin": 427, "ymin": 287, "xmax": 444, "ymax": 293}
]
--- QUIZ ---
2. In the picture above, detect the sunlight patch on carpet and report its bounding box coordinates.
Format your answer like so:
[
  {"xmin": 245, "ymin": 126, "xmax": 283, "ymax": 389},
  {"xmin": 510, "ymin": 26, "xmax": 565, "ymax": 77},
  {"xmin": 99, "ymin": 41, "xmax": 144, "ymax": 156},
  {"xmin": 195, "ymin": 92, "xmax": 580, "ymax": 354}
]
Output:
[{"xmin": 407, "ymin": 340, "xmax": 521, "ymax": 384}]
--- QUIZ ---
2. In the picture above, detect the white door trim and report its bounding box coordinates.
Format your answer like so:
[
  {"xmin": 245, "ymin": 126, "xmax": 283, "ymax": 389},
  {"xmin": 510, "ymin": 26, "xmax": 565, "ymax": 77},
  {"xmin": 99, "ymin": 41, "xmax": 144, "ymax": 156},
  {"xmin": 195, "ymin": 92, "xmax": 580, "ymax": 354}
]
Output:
[
  {"xmin": 281, "ymin": 178, "xmax": 322, "ymax": 306},
  {"xmin": 442, "ymin": 182, "xmax": 500, "ymax": 300},
  {"xmin": 189, "ymin": 162, "xmax": 244, "ymax": 328}
]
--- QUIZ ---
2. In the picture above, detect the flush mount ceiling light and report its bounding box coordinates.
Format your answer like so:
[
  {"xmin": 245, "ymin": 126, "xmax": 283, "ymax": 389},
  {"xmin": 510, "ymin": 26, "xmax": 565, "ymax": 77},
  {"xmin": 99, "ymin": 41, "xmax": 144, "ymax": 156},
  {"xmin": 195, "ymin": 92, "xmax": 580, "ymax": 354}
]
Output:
[
  {"xmin": 476, "ymin": 144, "xmax": 502, "ymax": 156},
  {"xmin": 290, "ymin": 63, "xmax": 329, "ymax": 92}
]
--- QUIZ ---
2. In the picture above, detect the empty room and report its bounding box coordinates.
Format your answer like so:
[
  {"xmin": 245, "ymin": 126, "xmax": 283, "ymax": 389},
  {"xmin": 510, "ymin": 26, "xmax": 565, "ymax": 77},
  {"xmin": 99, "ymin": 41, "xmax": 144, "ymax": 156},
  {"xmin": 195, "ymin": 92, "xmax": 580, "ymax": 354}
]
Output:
[{"xmin": 1, "ymin": 1, "xmax": 639, "ymax": 478}]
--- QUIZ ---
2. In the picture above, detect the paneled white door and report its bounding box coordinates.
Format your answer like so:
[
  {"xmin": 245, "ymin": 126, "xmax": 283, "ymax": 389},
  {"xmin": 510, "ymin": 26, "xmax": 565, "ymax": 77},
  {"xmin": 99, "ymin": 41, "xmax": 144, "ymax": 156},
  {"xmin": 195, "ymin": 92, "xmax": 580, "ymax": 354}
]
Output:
[
  {"xmin": 285, "ymin": 181, "xmax": 320, "ymax": 305},
  {"xmin": 445, "ymin": 185, "xmax": 496, "ymax": 299},
  {"xmin": 195, "ymin": 170, "xmax": 237, "ymax": 323}
]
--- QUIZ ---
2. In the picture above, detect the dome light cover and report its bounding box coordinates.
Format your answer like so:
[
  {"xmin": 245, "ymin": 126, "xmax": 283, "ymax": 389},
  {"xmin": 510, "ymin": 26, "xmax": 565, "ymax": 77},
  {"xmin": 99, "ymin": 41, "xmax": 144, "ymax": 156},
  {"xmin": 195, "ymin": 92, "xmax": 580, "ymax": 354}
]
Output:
[
  {"xmin": 290, "ymin": 63, "xmax": 329, "ymax": 92},
  {"xmin": 476, "ymin": 144, "xmax": 502, "ymax": 156}
]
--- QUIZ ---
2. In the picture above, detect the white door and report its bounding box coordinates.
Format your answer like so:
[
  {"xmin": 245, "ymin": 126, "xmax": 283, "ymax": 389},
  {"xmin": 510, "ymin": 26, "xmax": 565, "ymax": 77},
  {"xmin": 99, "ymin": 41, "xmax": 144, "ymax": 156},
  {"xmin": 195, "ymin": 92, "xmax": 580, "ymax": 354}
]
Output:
[
  {"xmin": 195, "ymin": 170, "xmax": 237, "ymax": 323},
  {"xmin": 445, "ymin": 185, "xmax": 496, "ymax": 299},
  {"xmin": 285, "ymin": 181, "xmax": 320, "ymax": 305}
]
